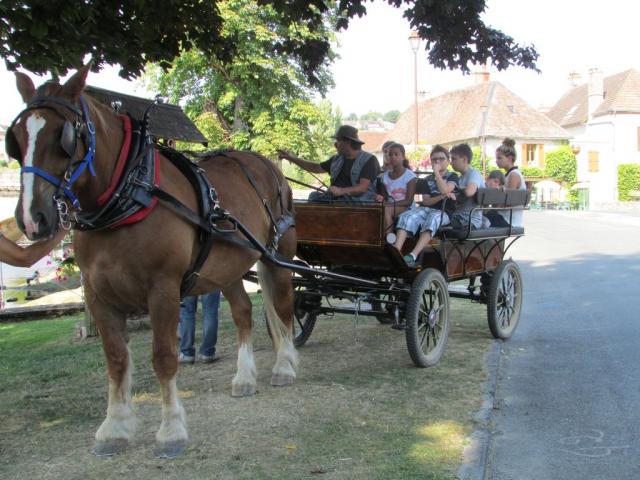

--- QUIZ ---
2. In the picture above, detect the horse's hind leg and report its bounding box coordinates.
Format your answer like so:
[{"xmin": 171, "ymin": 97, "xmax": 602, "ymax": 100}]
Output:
[
  {"xmin": 223, "ymin": 280, "xmax": 257, "ymax": 397},
  {"xmin": 257, "ymin": 260, "xmax": 298, "ymax": 387},
  {"xmin": 148, "ymin": 289, "xmax": 188, "ymax": 458},
  {"xmin": 89, "ymin": 288, "xmax": 136, "ymax": 456}
]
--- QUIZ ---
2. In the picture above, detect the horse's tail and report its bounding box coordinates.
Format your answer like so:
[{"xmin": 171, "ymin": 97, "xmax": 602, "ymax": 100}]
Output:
[{"xmin": 257, "ymin": 260, "xmax": 298, "ymax": 369}]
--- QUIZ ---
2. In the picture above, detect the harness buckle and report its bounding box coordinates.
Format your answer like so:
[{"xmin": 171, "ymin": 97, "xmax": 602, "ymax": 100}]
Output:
[{"xmin": 54, "ymin": 195, "xmax": 72, "ymax": 230}]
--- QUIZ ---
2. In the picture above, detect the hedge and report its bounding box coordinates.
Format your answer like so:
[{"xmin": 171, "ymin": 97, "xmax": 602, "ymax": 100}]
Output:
[{"xmin": 618, "ymin": 164, "xmax": 640, "ymax": 201}]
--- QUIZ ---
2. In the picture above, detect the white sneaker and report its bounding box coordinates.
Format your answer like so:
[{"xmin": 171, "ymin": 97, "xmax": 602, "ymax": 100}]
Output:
[
  {"xmin": 198, "ymin": 353, "xmax": 220, "ymax": 364},
  {"xmin": 178, "ymin": 353, "xmax": 195, "ymax": 364}
]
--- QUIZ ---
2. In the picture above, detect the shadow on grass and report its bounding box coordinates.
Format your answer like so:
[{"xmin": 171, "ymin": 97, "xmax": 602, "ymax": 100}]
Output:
[{"xmin": 0, "ymin": 294, "xmax": 493, "ymax": 480}]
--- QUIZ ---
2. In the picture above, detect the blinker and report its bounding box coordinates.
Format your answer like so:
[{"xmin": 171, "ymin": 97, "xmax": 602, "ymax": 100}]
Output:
[
  {"xmin": 60, "ymin": 120, "xmax": 78, "ymax": 158},
  {"xmin": 5, "ymin": 128, "xmax": 21, "ymax": 162},
  {"xmin": 5, "ymin": 118, "xmax": 79, "ymax": 164}
]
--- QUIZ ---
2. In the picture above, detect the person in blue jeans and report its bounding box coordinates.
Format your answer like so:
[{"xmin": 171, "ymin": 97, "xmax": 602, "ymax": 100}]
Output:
[{"xmin": 178, "ymin": 291, "xmax": 221, "ymax": 364}]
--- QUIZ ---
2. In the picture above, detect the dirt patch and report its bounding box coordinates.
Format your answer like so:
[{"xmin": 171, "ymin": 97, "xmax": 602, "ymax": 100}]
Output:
[{"xmin": 0, "ymin": 298, "xmax": 493, "ymax": 479}]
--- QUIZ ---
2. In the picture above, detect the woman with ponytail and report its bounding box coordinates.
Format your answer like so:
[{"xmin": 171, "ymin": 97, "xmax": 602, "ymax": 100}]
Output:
[{"xmin": 494, "ymin": 138, "xmax": 526, "ymax": 227}]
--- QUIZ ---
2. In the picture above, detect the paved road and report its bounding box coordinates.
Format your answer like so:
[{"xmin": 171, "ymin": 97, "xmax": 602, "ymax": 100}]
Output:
[{"xmin": 486, "ymin": 210, "xmax": 640, "ymax": 480}]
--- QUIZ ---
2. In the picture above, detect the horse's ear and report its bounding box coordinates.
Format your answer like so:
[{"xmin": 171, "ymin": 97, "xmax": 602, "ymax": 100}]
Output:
[
  {"xmin": 61, "ymin": 64, "xmax": 91, "ymax": 100},
  {"xmin": 15, "ymin": 72, "xmax": 36, "ymax": 103}
]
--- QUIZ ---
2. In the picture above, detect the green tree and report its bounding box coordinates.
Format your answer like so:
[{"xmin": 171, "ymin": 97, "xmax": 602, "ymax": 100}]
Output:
[
  {"xmin": 333, "ymin": 106, "xmax": 344, "ymax": 131},
  {"xmin": 360, "ymin": 111, "xmax": 383, "ymax": 121},
  {"xmin": 145, "ymin": 0, "xmax": 336, "ymax": 161},
  {"xmin": 544, "ymin": 146, "xmax": 577, "ymax": 184},
  {"xmin": 471, "ymin": 146, "xmax": 495, "ymax": 173},
  {"xmin": 346, "ymin": 112, "xmax": 359, "ymax": 121},
  {"xmin": 2, "ymin": 1, "xmax": 538, "ymax": 81},
  {"xmin": 383, "ymin": 110, "xmax": 401, "ymax": 123}
]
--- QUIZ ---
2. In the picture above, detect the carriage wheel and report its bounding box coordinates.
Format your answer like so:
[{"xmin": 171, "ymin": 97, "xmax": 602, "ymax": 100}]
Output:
[
  {"xmin": 487, "ymin": 259, "xmax": 523, "ymax": 339},
  {"xmin": 292, "ymin": 294, "xmax": 318, "ymax": 347},
  {"xmin": 265, "ymin": 291, "xmax": 318, "ymax": 347},
  {"xmin": 405, "ymin": 268, "xmax": 450, "ymax": 368}
]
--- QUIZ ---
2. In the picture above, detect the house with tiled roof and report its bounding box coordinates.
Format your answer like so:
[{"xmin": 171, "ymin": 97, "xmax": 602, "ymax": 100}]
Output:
[
  {"xmin": 358, "ymin": 130, "xmax": 389, "ymax": 158},
  {"xmin": 547, "ymin": 68, "xmax": 640, "ymax": 206},
  {"xmin": 390, "ymin": 78, "xmax": 570, "ymax": 171}
]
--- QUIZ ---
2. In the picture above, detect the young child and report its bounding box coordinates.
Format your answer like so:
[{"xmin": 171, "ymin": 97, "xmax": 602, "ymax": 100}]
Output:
[
  {"xmin": 393, "ymin": 145, "xmax": 459, "ymax": 267},
  {"xmin": 495, "ymin": 137, "xmax": 525, "ymax": 227},
  {"xmin": 484, "ymin": 170, "xmax": 507, "ymax": 227},
  {"xmin": 486, "ymin": 170, "xmax": 505, "ymax": 189},
  {"xmin": 449, "ymin": 143, "xmax": 485, "ymax": 231},
  {"xmin": 375, "ymin": 143, "xmax": 417, "ymax": 232},
  {"xmin": 380, "ymin": 139, "xmax": 396, "ymax": 172}
]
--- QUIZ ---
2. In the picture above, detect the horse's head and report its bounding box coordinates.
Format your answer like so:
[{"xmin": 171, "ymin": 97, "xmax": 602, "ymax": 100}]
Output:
[{"xmin": 7, "ymin": 65, "xmax": 93, "ymax": 240}]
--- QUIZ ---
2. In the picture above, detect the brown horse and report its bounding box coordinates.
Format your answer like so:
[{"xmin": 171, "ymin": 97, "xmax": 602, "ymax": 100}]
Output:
[{"xmin": 8, "ymin": 66, "xmax": 298, "ymax": 458}]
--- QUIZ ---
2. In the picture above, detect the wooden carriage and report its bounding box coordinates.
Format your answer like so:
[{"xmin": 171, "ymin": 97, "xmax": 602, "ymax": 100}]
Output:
[{"xmin": 284, "ymin": 187, "xmax": 530, "ymax": 368}]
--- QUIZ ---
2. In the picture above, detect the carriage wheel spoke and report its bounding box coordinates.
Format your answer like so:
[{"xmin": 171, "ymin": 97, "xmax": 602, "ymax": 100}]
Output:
[{"xmin": 420, "ymin": 326, "xmax": 430, "ymax": 349}]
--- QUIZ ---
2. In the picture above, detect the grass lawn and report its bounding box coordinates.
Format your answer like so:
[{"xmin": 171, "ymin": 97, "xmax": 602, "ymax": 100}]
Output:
[{"xmin": 0, "ymin": 294, "xmax": 494, "ymax": 479}]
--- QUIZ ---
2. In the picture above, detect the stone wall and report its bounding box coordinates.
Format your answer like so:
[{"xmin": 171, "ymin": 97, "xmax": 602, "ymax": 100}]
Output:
[{"xmin": 0, "ymin": 170, "xmax": 20, "ymax": 192}]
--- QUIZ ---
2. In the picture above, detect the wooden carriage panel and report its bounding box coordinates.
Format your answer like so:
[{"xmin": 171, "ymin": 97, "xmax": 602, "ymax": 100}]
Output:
[
  {"xmin": 442, "ymin": 239, "xmax": 506, "ymax": 279},
  {"xmin": 297, "ymin": 244, "xmax": 395, "ymax": 272},
  {"xmin": 295, "ymin": 203, "xmax": 383, "ymax": 247}
]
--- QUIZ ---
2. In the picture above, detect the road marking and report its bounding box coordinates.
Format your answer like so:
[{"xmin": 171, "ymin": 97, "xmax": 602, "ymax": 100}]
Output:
[{"xmin": 559, "ymin": 429, "xmax": 629, "ymax": 457}]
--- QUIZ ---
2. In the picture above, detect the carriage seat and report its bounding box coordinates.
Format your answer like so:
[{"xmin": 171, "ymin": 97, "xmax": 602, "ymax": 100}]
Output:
[{"xmin": 439, "ymin": 188, "xmax": 530, "ymax": 240}]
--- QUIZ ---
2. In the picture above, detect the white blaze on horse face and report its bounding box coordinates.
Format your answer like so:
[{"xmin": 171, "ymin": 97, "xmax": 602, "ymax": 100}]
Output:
[{"xmin": 22, "ymin": 114, "xmax": 47, "ymax": 237}]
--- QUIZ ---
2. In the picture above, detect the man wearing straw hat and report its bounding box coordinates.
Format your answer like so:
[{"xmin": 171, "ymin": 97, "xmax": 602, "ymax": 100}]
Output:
[{"xmin": 278, "ymin": 125, "xmax": 380, "ymax": 203}]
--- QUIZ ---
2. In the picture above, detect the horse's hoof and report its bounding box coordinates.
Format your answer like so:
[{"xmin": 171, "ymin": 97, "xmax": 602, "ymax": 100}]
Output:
[
  {"xmin": 153, "ymin": 439, "xmax": 187, "ymax": 459},
  {"xmin": 271, "ymin": 373, "xmax": 295, "ymax": 387},
  {"xmin": 92, "ymin": 438, "xmax": 128, "ymax": 456},
  {"xmin": 231, "ymin": 383, "xmax": 257, "ymax": 397}
]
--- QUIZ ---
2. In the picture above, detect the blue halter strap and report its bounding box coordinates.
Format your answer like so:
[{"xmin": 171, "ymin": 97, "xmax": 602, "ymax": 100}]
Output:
[{"xmin": 20, "ymin": 96, "xmax": 96, "ymax": 210}]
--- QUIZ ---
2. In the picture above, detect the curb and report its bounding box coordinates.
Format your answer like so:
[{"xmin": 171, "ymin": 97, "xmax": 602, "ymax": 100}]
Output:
[{"xmin": 457, "ymin": 340, "xmax": 502, "ymax": 480}]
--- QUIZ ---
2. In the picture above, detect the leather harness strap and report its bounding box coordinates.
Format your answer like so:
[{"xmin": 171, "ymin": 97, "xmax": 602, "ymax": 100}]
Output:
[
  {"xmin": 151, "ymin": 147, "xmax": 294, "ymax": 298},
  {"xmin": 214, "ymin": 150, "xmax": 294, "ymax": 251}
]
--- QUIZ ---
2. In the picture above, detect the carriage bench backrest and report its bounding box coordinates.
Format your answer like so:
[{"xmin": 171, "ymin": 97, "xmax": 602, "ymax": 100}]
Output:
[
  {"xmin": 440, "ymin": 187, "xmax": 530, "ymax": 240},
  {"xmin": 476, "ymin": 188, "xmax": 531, "ymax": 209},
  {"xmin": 415, "ymin": 177, "xmax": 430, "ymax": 195}
]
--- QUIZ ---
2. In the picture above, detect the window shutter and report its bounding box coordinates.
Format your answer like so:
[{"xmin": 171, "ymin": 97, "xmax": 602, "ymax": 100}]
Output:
[
  {"xmin": 538, "ymin": 144, "xmax": 545, "ymax": 167},
  {"xmin": 588, "ymin": 151, "xmax": 599, "ymax": 172}
]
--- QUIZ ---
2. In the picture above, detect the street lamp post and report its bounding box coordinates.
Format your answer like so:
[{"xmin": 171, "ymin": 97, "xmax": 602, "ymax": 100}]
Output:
[{"xmin": 409, "ymin": 30, "xmax": 420, "ymax": 150}]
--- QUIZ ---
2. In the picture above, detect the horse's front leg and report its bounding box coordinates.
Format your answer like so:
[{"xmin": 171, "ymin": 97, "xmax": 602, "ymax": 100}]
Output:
[
  {"xmin": 223, "ymin": 280, "xmax": 257, "ymax": 397},
  {"xmin": 89, "ymin": 287, "xmax": 137, "ymax": 456},
  {"xmin": 148, "ymin": 289, "xmax": 188, "ymax": 458}
]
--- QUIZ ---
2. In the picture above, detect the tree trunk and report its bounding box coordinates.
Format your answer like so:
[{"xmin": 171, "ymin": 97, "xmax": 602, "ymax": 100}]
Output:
[{"xmin": 80, "ymin": 275, "xmax": 98, "ymax": 338}]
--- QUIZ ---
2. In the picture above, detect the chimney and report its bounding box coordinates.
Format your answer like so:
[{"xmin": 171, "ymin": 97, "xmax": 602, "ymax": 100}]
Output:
[
  {"xmin": 568, "ymin": 71, "xmax": 581, "ymax": 87},
  {"xmin": 587, "ymin": 68, "xmax": 604, "ymax": 120},
  {"xmin": 473, "ymin": 65, "xmax": 490, "ymax": 84}
]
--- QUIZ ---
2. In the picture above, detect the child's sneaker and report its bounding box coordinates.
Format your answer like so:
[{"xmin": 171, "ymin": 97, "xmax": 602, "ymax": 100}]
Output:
[
  {"xmin": 178, "ymin": 353, "xmax": 195, "ymax": 364},
  {"xmin": 403, "ymin": 254, "xmax": 418, "ymax": 268}
]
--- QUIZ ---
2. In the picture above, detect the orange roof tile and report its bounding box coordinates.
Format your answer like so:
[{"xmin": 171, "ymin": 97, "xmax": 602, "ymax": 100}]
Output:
[{"xmin": 391, "ymin": 81, "xmax": 569, "ymax": 145}]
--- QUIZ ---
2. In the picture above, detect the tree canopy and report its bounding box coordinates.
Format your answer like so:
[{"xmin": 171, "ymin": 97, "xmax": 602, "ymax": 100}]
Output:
[
  {"xmin": 1, "ymin": 0, "xmax": 538, "ymax": 82},
  {"xmin": 145, "ymin": 0, "xmax": 338, "ymax": 175}
]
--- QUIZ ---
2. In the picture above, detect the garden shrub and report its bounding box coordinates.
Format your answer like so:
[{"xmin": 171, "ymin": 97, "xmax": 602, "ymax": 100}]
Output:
[
  {"xmin": 521, "ymin": 166, "xmax": 544, "ymax": 177},
  {"xmin": 617, "ymin": 164, "xmax": 640, "ymax": 201},
  {"xmin": 544, "ymin": 145, "xmax": 577, "ymax": 184}
]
